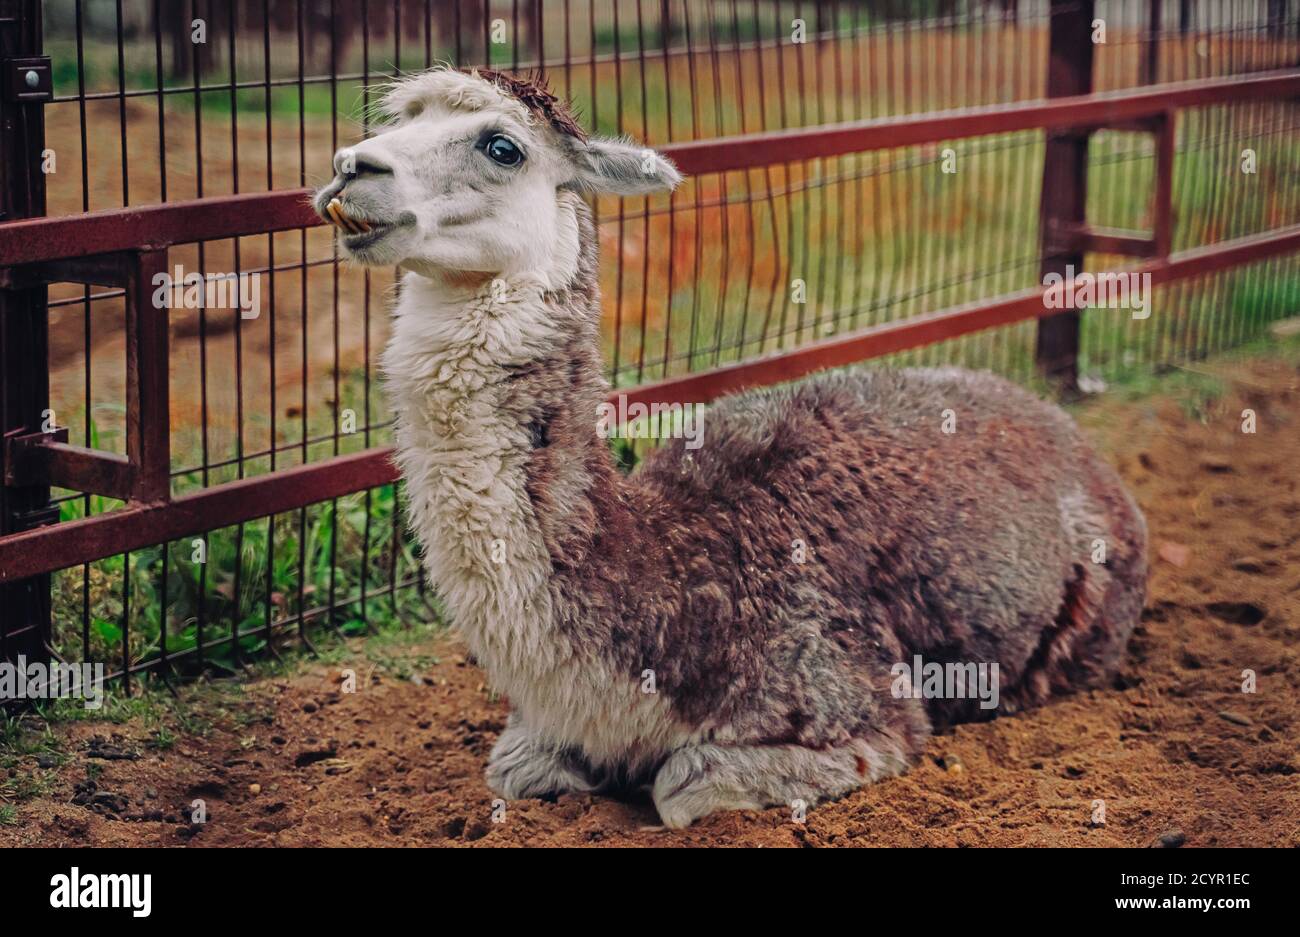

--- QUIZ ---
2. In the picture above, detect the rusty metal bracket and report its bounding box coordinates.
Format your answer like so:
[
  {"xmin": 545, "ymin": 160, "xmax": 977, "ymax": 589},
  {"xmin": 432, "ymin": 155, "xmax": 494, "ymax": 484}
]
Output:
[
  {"xmin": 4, "ymin": 427, "xmax": 133, "ymax": 501},
  {"xmin": 0, "ymin": 247, "xmax": 171, "ymax": 505},
  {"xmin": 2, "ymin": 251, "xmax": 136, "ymax": 289},
  {"xmin": 1044, "ymin": 111, "xmax": 1177, "ymax": 261}
]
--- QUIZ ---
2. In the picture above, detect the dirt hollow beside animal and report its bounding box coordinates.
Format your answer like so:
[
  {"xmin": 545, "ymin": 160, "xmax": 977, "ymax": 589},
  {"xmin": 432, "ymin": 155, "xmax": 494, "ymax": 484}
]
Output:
[{"xmin": 5, "ymin": 350, "xmax": 1299, "ymax": 848}]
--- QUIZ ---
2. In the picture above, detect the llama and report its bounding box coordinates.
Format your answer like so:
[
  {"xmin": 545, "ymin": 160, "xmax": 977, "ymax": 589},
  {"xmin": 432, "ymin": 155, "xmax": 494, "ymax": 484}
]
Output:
[{"xmin": 314, "ymin": 67, "xmax": 1148, "ymax": 828}]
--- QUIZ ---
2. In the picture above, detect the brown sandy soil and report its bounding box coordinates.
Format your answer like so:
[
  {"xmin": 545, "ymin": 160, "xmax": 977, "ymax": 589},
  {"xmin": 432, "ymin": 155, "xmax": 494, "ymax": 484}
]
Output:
[{"xmin": 3, "ymin": 346, "xmax": 1298, "ymax": 848}]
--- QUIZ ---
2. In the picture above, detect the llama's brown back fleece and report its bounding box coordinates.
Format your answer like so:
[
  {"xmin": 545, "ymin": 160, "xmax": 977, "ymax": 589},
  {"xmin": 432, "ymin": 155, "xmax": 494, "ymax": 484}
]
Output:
[{"xmin": 3, "ymin": 349, "xmax": 1297, "ymax": 847}]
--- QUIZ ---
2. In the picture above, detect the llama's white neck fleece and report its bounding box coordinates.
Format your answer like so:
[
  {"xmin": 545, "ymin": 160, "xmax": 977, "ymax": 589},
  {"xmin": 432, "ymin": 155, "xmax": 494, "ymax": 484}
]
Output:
[
  {"xmin": 384, "ymin": 268, "xmax": 558, "ymax": 661},
  {"xmin": 381, "ymin": 196, "xmax": 685, "ymax": 764}
]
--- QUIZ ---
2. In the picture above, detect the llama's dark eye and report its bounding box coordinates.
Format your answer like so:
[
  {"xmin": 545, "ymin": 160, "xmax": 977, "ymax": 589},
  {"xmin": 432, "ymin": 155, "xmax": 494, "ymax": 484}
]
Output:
[{"xmin": 484, "ymin": 135, "xmax": 523, "ymax": 167}]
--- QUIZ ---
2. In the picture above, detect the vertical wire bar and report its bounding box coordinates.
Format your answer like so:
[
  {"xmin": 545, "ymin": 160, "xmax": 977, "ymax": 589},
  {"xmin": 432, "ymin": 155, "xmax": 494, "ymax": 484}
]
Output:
[
  {"xmin": 631, "ymin": 0, "xmax": 652, "ymax": 385},
  {"xmin": 295, "ymin": 0, "xmax": 309, "ymax": 644},
  {"xmin": 933, "ymin": 11, "xmax": 952, "ymax": 332},
  {"xmin": 947, "ymin": 6, "xmax": 965, "ymax": 364},
  {"xmin": 295, "ymin": 0, "xmax": 314, "ymax": 649},
  {"xmin": 883, "ymin": 6, "xmax": 904, "ymax": 343},
  {"xmin": 643, "ymin": 0, "xmax": 674, "ymax": 385},
  {"xmin": 794, "ymin": 0, "xmax": 812, "ymax": 345},
  {"xmin": 846, "ymin": 0, "xmax": 867, "ymax": 333},
  {"xmin": 193, "ymin": 0, "xmax": 209, "ymax": 671},
  {"xmin": 611, "ymin": 0, "xmax": 627, "ymax": 379},
  {"xmin": 159, "ymin": 540, "xmax": 171, "ymax": 682},
  {"xmin": 729, "ymin": 0, "xmax": 758, "ymax": 360},
  {"xmin": 680, "ymin": 0, "xmax": 704, "ymax": 376},
  {"xmin": 866, "ymin": 5, "xmax": 886, "ymax": 340},
  {"xmin": 115, "ymin": 0, "xmax": 130, "ymax": 204},
  {"xmin": 264, "ymin": 0, "xmax": 278, "ymax": 650},
  {"xmin": 753, "ymin": 0, "xmax": 784, "ymax": 356},
  {"xmin": 1196, "ymin": 0, "xmax": 1227, "ymax": 360},
  {"xmin": 327, "ymin": 0, "xmax": 343, "ymax": 637},
  {"xmin": 1236, "ymin": 1, "xmax": 1263, "ymax": 348},
  {"xmin": 229, "ymin": 0, "xmax": 246, "ymax": 664},
  {"xmin": 360, "ymin": 0, "xmax": 374, "ymax": 630},
  {"xmin": 391, "ymin": 0, "xmax": 408, "ymax": 616},
  {"xmin": 712, "ymin": 0, "xmax": 733, "ymax": 366},
  {"xmin": 74, "ymin": 0, "xmax": 93, "ymax": 664},
  {"xmin": 1237, "ymin": 1, "xmax": 1259, "ymax": 347},
  {"xmin": 122, "ymin": 552, "xmax": 130, "ymax": 692}
]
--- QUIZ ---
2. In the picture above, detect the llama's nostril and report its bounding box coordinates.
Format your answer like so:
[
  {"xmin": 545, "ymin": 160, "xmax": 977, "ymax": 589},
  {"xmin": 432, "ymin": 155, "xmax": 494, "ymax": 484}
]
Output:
[
  {"xmin": 333, "ymin": 148, "xmax": 392, "ymax": 179},
  {"xmin": 333, "ymin": 148, "xmax": 356, "ymax": 178},
  {"xmin": 350, "ymin": 157, "xmax": 393, "ymax": 179}
]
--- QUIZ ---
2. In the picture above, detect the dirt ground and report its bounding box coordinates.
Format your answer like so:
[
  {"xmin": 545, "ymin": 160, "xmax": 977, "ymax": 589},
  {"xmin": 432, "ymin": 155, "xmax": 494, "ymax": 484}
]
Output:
[{"xmin": 3, "ymin": 346, "xmax": 1298, "ymax": 848}]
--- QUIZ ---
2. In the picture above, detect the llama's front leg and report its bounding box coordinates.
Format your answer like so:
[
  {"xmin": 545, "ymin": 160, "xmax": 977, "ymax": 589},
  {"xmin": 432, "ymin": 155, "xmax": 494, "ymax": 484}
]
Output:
[
  {"xmin": 486, "ymin": 715, "xmax": 601, "ymax": 800},
  {"xmin": 651, "ymin": 737, "xmax": 913, "ymax": 829}
]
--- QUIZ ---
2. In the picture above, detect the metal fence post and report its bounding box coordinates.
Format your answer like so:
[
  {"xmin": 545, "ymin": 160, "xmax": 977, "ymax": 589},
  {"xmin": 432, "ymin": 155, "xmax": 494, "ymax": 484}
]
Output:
[
  {"xmin": 0, "ymin": 0, "xmax": 53, "ymax": 677},
  {"xmin": 1035, "ymin": 0, "xmax": 1095, "ymax": 396}
]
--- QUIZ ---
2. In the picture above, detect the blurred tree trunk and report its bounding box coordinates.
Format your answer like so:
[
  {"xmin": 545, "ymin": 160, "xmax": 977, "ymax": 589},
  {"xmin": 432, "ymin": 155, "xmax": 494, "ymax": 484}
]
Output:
[
  {"xmin": 432, "ymin": 0, "xmax": 485, "ymax": 65},
  {"xmin": 271, "ymin": 0, "xmax": 296, "ymax": 34},
  {"xmin": 525, "ymin": 0, "xmax": 543, "ymax": 70},
  {"xmin": 166, "ymin": 0, "xmax": 193, "ymax": 78},
  {"xmin": 1265, "ymin": 0, "xmax": 1286, "ymax": 38}
]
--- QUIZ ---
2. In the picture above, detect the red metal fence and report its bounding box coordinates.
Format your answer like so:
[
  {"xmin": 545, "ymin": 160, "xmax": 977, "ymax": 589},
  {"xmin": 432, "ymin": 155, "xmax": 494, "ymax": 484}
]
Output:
[{"xmin": 1, "ymin": 0, "xmax": 1298, "ymax": 691}]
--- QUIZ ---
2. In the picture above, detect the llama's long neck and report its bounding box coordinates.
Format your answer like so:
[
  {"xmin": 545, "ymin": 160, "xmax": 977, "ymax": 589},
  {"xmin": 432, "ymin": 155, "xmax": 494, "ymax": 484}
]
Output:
[{"xmin": 382, "ymin": 193, "xmax": 624, "ymax": 683}]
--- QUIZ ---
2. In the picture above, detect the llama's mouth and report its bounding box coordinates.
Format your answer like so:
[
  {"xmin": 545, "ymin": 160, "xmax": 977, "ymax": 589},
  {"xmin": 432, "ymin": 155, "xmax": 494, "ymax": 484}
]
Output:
[
  {"xmin": 325, "ymin": 198, "xmax": 396, "ymax": 250},
  {"xmin": 342, "ymin": 222, "xmax": 395, "ymax": 251},
  {"xmin": 324, "ymin": 197, "xmax": 371, "ymax": 234}
]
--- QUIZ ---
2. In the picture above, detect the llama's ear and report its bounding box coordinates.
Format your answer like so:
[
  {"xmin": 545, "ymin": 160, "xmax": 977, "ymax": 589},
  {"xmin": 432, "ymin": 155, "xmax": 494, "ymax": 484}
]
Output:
[{"xmin": 567, "ymin": 137, "xmax": 682, "ymax": 196}]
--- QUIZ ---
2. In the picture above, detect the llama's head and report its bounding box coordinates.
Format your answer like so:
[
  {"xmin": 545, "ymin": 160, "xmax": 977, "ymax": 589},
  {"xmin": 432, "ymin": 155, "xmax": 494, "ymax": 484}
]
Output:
[{"xmin": 314, "ymin": 67, "xmax": 681, "ymax": 279}]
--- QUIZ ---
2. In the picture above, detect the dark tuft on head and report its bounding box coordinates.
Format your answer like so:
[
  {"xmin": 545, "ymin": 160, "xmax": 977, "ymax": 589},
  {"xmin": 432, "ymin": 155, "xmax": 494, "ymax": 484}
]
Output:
[{"xmin": 472, "ymin": 68, "xmax": 588, "ymax": 142}]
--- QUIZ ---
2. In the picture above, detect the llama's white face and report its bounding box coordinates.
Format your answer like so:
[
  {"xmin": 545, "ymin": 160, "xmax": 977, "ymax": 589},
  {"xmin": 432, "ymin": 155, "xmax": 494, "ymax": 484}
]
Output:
[{"xmin": 314, "ymin": 69, "xmax": 680, "ymax": 278}]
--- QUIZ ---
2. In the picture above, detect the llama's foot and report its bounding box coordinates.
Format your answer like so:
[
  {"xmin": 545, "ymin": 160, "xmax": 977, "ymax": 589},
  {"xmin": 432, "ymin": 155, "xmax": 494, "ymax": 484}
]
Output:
[
  {"xmin": 651, "ymin": 739, "xmax": 912, "ymax": 829},
  {"xmin": 486, "ymin": 719, "xmax": 600, "ymax": 801}
]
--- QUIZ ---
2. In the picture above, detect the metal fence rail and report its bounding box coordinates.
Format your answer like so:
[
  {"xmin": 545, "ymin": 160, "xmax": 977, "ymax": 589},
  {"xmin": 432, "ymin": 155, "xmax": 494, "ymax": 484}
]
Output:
[{"xmin": 2, "ymin": 0, "xmax": 1298, "ymax": 692}]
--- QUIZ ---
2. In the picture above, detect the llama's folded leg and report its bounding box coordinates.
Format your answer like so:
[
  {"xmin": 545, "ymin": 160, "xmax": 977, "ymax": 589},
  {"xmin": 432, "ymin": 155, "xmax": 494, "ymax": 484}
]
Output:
[
  {"xmin": 486, "ymin": 716, "xmax": 601, "ymax": 800},
  {"xmin": 651, "ymin": 735, "xmax": 914, "ymax": 829}
]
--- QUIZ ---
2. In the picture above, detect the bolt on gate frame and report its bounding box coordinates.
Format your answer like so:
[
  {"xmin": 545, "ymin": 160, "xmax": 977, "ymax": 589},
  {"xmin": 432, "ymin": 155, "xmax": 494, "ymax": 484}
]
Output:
[{"xmin": 1, "ymin": 0, "xmax": 1298, "ymax": 690}]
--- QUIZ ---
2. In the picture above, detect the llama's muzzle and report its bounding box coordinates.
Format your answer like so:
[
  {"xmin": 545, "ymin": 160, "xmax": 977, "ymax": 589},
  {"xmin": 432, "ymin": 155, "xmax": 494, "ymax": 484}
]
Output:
[{"xmin": 325, "ymin": 197, "xmax": 373, "ymax": 235}]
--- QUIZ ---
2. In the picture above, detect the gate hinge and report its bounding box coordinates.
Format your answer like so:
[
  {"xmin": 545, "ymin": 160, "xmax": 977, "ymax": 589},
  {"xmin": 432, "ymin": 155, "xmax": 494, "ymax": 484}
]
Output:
[{"xmin": 3, "ymin": 55, "xmax": 52, "ymax": 104}]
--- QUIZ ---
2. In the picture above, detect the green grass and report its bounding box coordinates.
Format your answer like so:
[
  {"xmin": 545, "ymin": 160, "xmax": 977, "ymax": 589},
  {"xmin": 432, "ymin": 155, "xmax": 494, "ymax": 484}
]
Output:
[
  {"xmin": 48, "ymin": 357, "xmax": 434, "ymax": 683},
  {"xmin": 1, "ymin": 617, "xmax": 447, "ymax": 760},
  {"xmin": 0, "ymin": 711, "xmax": 63, "ymax": 825},
  {"xmin": 49, "ymin": 479, "xmax": 432, "ymax": 682}
]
